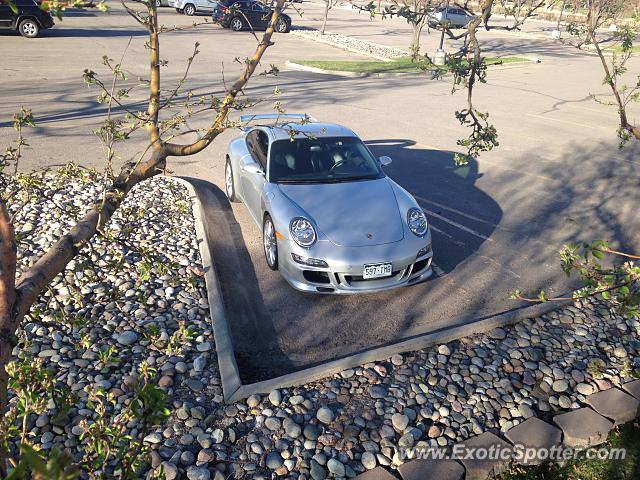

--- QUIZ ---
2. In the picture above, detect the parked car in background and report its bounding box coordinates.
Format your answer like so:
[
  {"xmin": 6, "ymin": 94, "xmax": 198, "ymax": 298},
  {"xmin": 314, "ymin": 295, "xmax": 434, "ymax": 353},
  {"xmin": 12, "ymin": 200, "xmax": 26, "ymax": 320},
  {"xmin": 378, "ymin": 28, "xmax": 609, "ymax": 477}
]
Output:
[
  {"xmin": 155, "ymin": 0, "xmax": 175, "ymax": 7},
  {"xmin": 174, "ymin": 0, "xmax": 216, "ymax": 15},
  {"xmin": 428, "ymin": 6, "xmax": 475, "ymax": 28},
  {"xmin": 0, "ymin": 0, "xmax": 54, "ymax": 37},
  {"xmin": 224, "ymin": 114, "xmax": 434, "ymax": 294},
  {"xmin": 212, "ymin": 0, "xmax": 291, "ymax": 32}
]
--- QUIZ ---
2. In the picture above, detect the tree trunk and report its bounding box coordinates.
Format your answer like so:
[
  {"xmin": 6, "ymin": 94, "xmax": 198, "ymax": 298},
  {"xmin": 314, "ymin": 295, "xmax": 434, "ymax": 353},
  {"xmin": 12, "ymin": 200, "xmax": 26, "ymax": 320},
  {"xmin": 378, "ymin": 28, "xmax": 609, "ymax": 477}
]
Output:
[
  {"xmin": 0, "ymin": 201, "xmax": 17, "ymax": 476},
  {"xmin": 321, "ymin": 0, "xmax": 330, "ymax": 35},
  {"xmin": 410, "ymin": 23, "xmax": 423, "ymax": 54}
]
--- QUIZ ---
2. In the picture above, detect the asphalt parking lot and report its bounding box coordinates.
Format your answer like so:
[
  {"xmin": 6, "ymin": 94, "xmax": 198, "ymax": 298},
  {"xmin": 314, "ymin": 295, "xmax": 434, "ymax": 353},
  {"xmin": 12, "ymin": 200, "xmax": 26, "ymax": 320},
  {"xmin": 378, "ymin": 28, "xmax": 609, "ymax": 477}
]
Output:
[{"xmin": 2, "ymin": 3, "xmax": 640, "ymax": 383}]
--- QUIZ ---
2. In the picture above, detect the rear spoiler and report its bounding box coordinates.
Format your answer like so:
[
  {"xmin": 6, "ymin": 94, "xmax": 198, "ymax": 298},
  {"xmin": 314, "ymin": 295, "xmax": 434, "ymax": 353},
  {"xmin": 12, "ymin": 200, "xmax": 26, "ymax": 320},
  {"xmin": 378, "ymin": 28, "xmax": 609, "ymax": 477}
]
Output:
[{"xmin": 238, "ymin": 113, "xmax": 316, "ymax": 130}]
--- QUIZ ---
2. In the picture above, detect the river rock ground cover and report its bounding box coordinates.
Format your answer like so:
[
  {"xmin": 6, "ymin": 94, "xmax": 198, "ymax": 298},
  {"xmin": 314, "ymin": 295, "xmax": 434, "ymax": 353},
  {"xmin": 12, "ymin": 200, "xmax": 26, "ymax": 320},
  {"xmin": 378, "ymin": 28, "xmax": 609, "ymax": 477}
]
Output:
[{"xmin": 7, "ymin": 168, "xmax": 640, "ymax": 479}]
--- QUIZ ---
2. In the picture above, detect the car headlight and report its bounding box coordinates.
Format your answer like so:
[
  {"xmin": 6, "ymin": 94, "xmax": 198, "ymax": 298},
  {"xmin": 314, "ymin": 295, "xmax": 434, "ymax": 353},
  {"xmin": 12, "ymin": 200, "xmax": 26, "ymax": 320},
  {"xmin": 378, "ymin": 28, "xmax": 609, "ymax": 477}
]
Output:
[
  {"xmin": 290, "ymin": 217, "xmax": 316, "ymax": 247},
  {"xmin": 407, "ymin": 208, "xmax": 428, "ymax": 237}
]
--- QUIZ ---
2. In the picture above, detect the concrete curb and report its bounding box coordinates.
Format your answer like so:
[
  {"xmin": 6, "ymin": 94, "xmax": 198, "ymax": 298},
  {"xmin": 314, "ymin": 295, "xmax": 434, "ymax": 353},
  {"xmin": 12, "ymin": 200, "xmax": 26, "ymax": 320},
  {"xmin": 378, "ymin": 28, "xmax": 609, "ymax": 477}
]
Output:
[
  {"xmin": 284, "ymin": 57, "xmax": 540, "ymax": 78},
  {"xmin": 173, "ymin": 177, "xmax": 243, "ymax": 401}
]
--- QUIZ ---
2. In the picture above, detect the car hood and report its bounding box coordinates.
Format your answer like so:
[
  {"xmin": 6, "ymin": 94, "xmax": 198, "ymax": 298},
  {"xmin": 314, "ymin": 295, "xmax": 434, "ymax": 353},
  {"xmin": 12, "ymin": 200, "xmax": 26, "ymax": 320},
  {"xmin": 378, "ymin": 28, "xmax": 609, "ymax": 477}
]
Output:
[{"xmin": 277, "ymin": 178, "xmax": 404, "ymax": 247}]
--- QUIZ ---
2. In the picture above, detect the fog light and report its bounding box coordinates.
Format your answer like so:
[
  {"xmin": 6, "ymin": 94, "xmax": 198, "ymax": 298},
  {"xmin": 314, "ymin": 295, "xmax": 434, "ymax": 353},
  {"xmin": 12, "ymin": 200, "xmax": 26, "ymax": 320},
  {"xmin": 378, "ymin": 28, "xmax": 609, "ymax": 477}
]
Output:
[
  {"xmin": 292, "ymin": 253, "xmax": 328, "ymax": 268},
  {"xmin": 417, "ymin": 244, "xmax": 432, "ymax": 258}
]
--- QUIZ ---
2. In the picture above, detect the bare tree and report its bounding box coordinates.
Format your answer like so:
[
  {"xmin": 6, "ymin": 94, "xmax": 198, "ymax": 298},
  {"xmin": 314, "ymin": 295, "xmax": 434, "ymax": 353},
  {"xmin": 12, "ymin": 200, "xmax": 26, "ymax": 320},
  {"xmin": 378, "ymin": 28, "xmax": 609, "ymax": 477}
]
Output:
[
  {"xmin": 564, "ymin": 0, "xmax": 640, "ymax": 143},
  {"xmin": 320, "ymin": 0, "xmax": 341, "ymax": 34},
  {"xmin": 0, "ymin": 0, "xmax": 286, "ymax": 474}
]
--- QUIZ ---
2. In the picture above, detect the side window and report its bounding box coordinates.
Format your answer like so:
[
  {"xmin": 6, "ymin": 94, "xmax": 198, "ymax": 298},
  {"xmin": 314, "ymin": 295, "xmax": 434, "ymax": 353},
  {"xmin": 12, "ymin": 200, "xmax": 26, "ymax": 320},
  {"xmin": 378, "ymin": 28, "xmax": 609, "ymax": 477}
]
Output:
[{"xmin": 246, "ymin": 129, "xmax": 268, "ymax": 169}]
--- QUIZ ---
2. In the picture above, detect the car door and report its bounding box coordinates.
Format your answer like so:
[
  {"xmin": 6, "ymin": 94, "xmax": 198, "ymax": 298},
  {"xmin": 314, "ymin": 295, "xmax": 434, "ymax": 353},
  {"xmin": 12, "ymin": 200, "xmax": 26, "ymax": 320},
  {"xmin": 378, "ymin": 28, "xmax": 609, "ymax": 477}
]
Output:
[
  {"xmin": 241, "ymin": 1, "xmax": 263, "ymax": 29},
  {"xmin": 452, "ymin": 8, "xmax": 470, "ymax": 27},
  {"xmin": 198, "ymin": 0, "xmax": 217, "ymax": 12},
  {"xmin": 0, "ymin": 2, "xmax": 15, "ymax": 28},
  {"xmin": 240, "ymin": 129, "xmax": 268, "ymax": 223},
  {"xmin": 252, "ymin": 1, "xmax": 271, "ymax": 28}
]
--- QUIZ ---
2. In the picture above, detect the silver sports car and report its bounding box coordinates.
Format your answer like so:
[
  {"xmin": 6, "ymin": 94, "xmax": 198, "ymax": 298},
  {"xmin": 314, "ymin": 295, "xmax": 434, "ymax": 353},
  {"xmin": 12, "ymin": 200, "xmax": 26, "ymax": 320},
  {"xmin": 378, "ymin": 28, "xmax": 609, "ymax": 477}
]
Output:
[{"xmin": 224, "ymin": 114, "xmax": 434, "ymax": 294}]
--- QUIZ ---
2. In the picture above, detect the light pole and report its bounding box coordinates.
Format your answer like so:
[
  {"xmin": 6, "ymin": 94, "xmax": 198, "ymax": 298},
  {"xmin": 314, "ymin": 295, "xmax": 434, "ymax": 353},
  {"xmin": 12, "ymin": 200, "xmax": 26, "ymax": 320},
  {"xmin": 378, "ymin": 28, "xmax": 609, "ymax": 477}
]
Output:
[{"xmin": 433, "ymin": 0, "xmax": 449, "ymax": 65}]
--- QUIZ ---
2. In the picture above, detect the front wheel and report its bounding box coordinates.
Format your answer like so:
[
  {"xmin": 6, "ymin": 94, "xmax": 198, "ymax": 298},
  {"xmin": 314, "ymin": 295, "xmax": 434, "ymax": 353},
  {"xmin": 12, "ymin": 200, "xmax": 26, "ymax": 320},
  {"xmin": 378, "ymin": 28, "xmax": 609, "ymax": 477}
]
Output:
[
  {"xmin": 225, "ymin": 159, "xmax": 239, "ymax": 203},
  {"xmin": 18, "ymin": 19, "xmax": 39, "ymax": 38},
  {"xmin": 155, "ymin": 0, "xmax": 161, "ymax": 7},
  {"xmin": 275, "ymin": 18, "xmax": 289, "ymax": 33},
  {"xmin": 263, "ymin": 215, "xmax": 278, "ymax": 271},
  {"xmin": 230, "ymin": 16, "xmax": 243, "ymax": 31},
  {"xmin": 183, "ymin": 3, "xmax": 195, "ymax": 15}
]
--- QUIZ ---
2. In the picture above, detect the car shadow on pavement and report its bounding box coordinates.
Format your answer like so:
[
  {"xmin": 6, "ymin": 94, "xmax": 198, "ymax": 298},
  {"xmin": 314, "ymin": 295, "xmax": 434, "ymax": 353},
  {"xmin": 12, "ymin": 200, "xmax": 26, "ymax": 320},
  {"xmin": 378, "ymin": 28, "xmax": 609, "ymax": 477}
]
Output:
[{"xmin": 366, "ymin": 139, "xmax": 502, "ymax": 275}]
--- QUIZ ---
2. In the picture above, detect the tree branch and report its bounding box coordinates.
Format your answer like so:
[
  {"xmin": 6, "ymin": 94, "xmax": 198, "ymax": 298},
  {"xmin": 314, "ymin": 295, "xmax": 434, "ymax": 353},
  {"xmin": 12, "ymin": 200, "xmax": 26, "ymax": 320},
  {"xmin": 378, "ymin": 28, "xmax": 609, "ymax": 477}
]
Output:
[{"xmin": 164, "ymin": 0, "xmax": 285, "ymax": 157}]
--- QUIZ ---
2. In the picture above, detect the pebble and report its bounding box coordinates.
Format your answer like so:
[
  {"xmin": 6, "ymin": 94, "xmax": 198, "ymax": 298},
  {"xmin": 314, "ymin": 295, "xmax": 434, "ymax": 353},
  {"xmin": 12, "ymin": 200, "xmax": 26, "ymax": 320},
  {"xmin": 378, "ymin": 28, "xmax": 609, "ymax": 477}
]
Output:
[
  {"xmin": 116, "ymin": 331, "xmax": 139, "ymax": 346},
  {"xmin": 269, "ymin": 389, "xmax": 282, "ymax": 406},
  {"xmin": 186, "ymin": 465, "xmax": 211, "ymax": 480},
  {"xmin": 316, "ymin": 407, "xmax": 334, "ymax": 424}
]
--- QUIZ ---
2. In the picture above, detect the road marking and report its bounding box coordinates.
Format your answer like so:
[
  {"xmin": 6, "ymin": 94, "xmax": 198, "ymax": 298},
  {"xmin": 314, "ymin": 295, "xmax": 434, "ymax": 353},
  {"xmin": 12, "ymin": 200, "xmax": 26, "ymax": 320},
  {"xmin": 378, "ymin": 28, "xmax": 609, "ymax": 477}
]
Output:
[
  {"xmin": 415, "ymin": 195, "xmax": 498, "ymax": 227},
  {"xmin": 562, "ymin": 103, "xmax": 613, "ymax": 115},
  {"xmin": 525, "ymin": 113, "xmax": 607, "ymax": 130},
  {"xmin": 422, "ymin": 208, "xmax": 494, "ymax": 242}
]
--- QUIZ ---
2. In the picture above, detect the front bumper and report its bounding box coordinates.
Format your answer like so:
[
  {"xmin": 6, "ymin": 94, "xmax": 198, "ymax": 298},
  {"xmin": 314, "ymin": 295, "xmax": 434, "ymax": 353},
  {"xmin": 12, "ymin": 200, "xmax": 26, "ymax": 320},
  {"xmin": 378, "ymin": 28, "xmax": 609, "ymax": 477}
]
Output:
[{"xmin": 278, "ymin": 231, "xmax": 434, "ymax": 294}]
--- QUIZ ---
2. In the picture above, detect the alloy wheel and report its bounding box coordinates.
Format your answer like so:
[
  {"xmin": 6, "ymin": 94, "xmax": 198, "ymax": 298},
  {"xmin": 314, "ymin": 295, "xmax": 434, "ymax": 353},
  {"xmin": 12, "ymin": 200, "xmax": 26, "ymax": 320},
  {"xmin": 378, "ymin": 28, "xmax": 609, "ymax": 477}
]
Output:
[
  {"xmin": 263, "ymin": 217, "xmax": 278, "ymax": 270},
  {"xmin": 225, "ymin": 162, "xmax": 233, "ymax": 199},
  {"xmin": 20, "ymin": 21, "xmax": 38, "ymax": 37},
  {"xmin": 231, "ymin": 17, "xmax": 243, "ymax": 31}
]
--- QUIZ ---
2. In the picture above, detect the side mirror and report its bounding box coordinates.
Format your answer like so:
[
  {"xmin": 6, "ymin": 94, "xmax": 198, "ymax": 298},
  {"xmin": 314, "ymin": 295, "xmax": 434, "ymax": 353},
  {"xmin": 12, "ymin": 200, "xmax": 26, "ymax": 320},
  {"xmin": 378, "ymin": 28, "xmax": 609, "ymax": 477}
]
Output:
[
  {"xmin": 242, "ymin": 162, "xmax": 264, "ymax": 175},
  {"xmin": 378, "ymin": 155, "xmax": 392, "ymax": 166}
]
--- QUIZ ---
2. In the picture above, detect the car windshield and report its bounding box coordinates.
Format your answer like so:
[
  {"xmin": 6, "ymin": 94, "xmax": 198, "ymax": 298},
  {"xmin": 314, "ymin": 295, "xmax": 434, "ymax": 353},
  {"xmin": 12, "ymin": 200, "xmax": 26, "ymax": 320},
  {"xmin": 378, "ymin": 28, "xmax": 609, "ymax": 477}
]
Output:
[{"xmin": 269, "ymin": 136, "xmax": 384, "ymax": 184}]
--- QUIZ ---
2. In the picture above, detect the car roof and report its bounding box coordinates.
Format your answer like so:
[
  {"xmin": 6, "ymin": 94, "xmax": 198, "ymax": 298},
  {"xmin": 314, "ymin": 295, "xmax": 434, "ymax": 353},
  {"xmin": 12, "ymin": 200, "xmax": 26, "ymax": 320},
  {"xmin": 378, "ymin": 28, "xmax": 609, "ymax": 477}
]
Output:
[{"xmin": 258, "ymin": 122, "xmax": 357, "ymax": 141}]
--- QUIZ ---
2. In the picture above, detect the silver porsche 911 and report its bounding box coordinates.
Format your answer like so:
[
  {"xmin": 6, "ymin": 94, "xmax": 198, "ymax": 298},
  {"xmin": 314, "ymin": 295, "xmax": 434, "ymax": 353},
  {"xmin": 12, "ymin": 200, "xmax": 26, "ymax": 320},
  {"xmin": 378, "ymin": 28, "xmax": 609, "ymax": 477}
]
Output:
[{"xmin": 224, "ymin": 114, "xmax": 434, "ymax": 294}]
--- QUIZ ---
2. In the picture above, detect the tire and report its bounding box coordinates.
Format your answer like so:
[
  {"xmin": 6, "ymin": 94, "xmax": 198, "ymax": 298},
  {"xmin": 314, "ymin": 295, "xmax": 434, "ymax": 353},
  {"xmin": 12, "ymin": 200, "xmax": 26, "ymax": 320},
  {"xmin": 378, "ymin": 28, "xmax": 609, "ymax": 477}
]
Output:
[
  {"xmin": 225, "ymin": 159, "xmax": 239, "ymax": 203},
  {"xmin": 155, "ymin": 0, "xmax": 161, "ymax": 7},
  {"xmin": 275, "ymin": 17, "xmax": 289, "ymax": 33},
  {"xmin": 184, "ymin": 3, "xmax": 195, "ymax": 15},
  {"xmin": 230, "ymin": 16, "xmax": 243, "ymax": 31},
  {"xmin": 263, "ymin": 215, "xmax": 278, "ymax": 271},
  {"xmin": 18, "ymin": 19, "xmax": 39, "ymax": 38}
]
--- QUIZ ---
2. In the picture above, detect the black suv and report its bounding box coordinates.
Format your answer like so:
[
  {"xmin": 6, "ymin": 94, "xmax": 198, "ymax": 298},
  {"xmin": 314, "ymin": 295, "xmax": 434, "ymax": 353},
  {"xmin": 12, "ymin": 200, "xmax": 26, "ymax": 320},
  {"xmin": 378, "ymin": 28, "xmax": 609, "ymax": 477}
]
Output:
[
  {"xmin": 212, "ymin": 0, "xmax": 291, "ymax": 33},
  {"xmin": 0, "ymin": 0, "xmax": 54, "ymax": 37}
]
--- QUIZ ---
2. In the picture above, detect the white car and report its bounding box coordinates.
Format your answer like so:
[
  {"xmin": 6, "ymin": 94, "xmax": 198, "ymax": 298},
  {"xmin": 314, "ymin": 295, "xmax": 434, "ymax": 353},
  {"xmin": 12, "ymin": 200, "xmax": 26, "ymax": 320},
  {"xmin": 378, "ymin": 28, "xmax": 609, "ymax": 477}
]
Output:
[
  {"xmin": 174, "ymin": 0, "xmax": 216, "ymax": 15},
  {"xmin": 428, "ymin": 6, "xmax": 476, "ymax": 28}
]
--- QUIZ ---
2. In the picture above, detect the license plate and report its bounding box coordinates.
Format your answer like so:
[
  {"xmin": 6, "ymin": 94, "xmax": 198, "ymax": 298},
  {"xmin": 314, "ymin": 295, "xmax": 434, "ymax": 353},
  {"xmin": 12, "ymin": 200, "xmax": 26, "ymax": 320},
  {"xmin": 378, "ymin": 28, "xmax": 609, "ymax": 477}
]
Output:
[{"xmin": 363, "ymin": 262, "xmax": 393, "ymax": 279}]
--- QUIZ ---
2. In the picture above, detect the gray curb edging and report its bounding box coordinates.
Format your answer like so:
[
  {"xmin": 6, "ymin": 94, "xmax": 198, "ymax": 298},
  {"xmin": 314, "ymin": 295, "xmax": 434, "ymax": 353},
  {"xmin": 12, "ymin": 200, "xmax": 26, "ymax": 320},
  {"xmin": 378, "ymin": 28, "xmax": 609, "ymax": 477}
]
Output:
[
  {"xmin": 173, "ymin": 177, "xmax": 243, "ymax": 401},
  {"xmin": 284, "ymin": 58, "xmax": 541, "ymax": 78}
]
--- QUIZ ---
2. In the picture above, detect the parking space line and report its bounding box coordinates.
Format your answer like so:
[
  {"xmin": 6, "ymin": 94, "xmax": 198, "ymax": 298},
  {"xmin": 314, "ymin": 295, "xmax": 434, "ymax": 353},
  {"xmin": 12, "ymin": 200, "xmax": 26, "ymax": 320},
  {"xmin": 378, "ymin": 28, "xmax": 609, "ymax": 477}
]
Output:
[
  {"xmin": 525, "ymin": 113, "xmax": 606, "ymax": 130},
  {"xmin": 415, "ymin": 195, "xmax": 498, "ymax": 227},
  {"xmin": 422, "ymin": 208, "xmax": 494, "ymax": 242}
]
